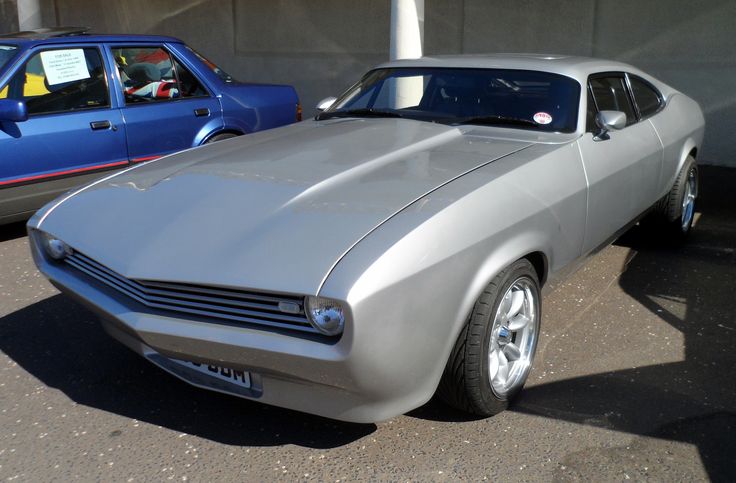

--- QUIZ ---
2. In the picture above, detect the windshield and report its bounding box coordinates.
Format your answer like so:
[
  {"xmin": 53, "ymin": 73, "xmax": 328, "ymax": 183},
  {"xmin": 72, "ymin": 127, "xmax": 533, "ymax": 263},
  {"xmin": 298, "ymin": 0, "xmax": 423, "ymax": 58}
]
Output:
[
  {"xmin": 319, "ymin": 67, "xmax": 581, "ymax": 132},
  {"xmin": 187, "ymin": 47, "xmax": 235, "ymax": 82},
  {"xmin": 0, "ymin": 45, "xmax": 18, "ymax": 71}
]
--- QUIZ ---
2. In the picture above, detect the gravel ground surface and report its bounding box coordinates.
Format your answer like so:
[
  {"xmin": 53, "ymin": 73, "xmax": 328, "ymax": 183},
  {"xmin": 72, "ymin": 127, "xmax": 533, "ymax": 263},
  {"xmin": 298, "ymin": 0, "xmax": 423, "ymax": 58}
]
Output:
[{"xmin": 0, "ymin": 167, "xmax": 734, "ymax": 482}]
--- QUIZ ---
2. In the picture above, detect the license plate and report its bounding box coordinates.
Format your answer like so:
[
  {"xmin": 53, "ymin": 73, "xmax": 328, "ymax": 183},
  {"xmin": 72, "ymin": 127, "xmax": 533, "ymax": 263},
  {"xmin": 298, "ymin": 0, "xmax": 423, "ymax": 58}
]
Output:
[{"xmin": 170, "ymin": 359, "xmax": 251, "ymax": 389}]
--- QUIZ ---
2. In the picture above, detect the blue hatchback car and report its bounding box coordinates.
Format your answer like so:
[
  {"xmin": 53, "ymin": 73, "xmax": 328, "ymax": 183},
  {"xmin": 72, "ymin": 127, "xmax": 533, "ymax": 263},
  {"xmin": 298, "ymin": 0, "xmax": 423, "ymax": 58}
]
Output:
[{"xmin": 0, "ymin": 28, "xmax": 300, "ymax": 224}]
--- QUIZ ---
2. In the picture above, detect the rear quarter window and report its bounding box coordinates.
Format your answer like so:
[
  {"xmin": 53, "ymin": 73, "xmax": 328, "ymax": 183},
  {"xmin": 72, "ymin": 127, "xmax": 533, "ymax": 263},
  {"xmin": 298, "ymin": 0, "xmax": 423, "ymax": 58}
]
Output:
[{"xmin": 629, "ymin": 76, "xmax": 663, "ymax": 118}]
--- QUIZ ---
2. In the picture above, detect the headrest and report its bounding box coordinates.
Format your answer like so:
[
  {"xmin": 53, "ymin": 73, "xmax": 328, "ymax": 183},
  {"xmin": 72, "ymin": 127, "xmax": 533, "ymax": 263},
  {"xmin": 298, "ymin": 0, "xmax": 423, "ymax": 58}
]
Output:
[{"xmin": 125, "ymin": 63, "xmax": 161, "ymax": 83}]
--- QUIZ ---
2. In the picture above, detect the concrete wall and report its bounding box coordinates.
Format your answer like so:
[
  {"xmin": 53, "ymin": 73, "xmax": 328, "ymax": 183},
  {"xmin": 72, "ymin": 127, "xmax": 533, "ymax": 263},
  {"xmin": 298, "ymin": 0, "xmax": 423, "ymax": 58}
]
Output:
[
  {"xmin": 425, "ymin": 0, "xmax": 735, "ymax": 167},
  {"xmin": 2, "ymin": 0, "xmax": 733, "ymax": 166},
  {"xmin": 0, "ymin": 0, "xmax": 19, "ymax": 33}
]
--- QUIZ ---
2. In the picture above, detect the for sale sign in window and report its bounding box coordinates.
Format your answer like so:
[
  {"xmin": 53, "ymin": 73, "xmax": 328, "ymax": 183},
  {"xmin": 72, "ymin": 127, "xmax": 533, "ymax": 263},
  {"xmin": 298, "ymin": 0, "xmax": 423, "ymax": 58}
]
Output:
[{"xmin": 40, "ymin": 49, "xmax": 90, "ymax": 85}]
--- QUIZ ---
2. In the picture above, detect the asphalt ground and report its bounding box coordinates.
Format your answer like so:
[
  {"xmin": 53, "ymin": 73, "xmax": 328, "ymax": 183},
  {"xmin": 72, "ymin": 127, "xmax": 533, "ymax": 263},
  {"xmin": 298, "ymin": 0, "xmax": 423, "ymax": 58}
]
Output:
[{"xmin": 0, "ymin": 167, "xmax": 734, "ymax": 482}]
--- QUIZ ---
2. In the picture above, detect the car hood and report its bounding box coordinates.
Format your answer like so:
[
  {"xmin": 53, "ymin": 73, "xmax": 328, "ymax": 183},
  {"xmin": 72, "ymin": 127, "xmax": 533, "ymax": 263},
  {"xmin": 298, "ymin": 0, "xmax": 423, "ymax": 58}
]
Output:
[{"xmin": 38, "ymin": 118, "xmax": 533, "ymax": 295}]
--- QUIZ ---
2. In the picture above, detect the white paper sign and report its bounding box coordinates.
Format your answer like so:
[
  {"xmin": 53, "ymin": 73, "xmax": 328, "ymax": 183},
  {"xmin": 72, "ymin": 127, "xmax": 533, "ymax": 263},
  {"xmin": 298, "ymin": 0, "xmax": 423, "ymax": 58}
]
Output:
[{"xmin": 40, "ymin": 49, "xmax": 90, "ymax": 86}]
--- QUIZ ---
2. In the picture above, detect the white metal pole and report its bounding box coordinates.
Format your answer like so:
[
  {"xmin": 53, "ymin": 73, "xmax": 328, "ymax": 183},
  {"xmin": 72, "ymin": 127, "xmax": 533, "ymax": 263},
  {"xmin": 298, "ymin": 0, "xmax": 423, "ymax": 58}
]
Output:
[
  {"xmin": 389, "ymin": 0, "xmax": 424, "ymax": 109},
  {"xmin": 390, "ymin": 0, "xmax": 424, "ymax": 61},
  {"xmin": 18, "ymin": 0, "xmax": 42, "ymax": 30}
]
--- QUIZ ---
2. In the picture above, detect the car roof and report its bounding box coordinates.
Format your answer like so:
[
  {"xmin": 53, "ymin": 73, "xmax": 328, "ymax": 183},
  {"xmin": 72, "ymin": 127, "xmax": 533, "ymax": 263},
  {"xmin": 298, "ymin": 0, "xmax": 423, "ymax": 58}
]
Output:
[
  {"xmin": 0, "ymin": 27, "xmax": 181, "ymax": 45},
  {"xmin": 376, "ymin": 53, "xmax": 651, "ymax": 84}
]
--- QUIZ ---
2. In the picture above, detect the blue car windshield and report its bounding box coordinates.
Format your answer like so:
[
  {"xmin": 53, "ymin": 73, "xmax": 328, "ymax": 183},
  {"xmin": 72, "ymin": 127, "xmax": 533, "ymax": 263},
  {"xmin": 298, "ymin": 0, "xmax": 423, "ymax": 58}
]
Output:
[
  {"xmin": 320, "ymin": 67, "xmax": 581, "ymax": 133},
  {"xmin": 0, "ymin": 45, "xmax": 18, "ymax": 71}
]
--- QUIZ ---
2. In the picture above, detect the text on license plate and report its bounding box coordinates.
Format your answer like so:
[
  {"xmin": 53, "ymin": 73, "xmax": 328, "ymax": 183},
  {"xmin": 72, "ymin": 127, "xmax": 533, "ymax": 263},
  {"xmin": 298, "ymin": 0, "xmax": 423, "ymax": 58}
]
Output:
[{"xmin": 172, "ymin": 359, "xmax": 252, "ymax": 389}]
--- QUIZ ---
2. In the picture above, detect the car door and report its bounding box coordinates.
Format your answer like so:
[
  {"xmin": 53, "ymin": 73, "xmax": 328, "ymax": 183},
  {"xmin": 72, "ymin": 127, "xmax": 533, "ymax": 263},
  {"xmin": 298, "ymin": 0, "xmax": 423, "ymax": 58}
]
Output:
[
  {"xmin": 0, "ymin": 44, "xmax": 128, "ymax": 217},
  {"xmin": 578, "ymin": 72, "xmax": 663, "ymax": 253},
  {"xmin": 108, "ymin": 44, "xmax": 223, "ymax": 162}
]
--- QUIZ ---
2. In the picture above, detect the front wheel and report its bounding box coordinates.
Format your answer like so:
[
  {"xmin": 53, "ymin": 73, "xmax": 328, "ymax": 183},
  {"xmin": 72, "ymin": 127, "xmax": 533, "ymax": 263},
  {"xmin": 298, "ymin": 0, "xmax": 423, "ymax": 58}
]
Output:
[{"xmin": 437, "ymin": 259, "xmax": 541, "ymax": 416}]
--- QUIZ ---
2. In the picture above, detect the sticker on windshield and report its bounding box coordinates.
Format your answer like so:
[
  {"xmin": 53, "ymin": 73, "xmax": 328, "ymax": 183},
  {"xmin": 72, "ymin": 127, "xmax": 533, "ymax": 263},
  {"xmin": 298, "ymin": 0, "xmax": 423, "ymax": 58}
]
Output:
[
  {"xmin": 40, "ymin": 49, "xmax": 90, "ymax": 85},
  {"xmin": 533, "ymin": 112, "xmax": 552, "ymax": 125}
]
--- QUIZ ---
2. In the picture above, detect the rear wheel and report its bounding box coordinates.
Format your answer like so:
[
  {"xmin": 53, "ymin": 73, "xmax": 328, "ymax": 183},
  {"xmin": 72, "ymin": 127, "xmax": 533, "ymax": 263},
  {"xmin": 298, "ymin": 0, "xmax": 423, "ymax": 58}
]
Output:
[
  {"xmin": 205, "ymin": 132, "xmax": 239, "ymax": 144},
  {"xmin": 652, "ymin": 155, "xmax": 698, "ymax": 242},
  {"xmin": 438, "ymin": 259, "xmax": 541, "ymax": 416}
]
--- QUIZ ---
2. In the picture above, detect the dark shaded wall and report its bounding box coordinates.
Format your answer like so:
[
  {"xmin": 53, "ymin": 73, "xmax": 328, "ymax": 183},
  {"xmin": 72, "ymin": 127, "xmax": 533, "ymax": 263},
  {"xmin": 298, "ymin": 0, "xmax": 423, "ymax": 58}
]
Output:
[
  {"xmin": 4, "ymin": 0, "xmax": 733, "ymax": 165},
  {"xmin": 426, "ymin": 0, "xmax": 735, "ymax": 166},
  {"xmin": 0, "ymin": 0, "xmax": 18, "ymax": 33}
]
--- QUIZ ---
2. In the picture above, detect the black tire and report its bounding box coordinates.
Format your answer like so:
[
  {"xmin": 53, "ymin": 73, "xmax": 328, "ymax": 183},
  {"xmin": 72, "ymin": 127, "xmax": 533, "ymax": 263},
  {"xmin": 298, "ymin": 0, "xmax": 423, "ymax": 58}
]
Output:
[
  {"xmin": 652, "ymin": 155, "xmax": 698, "ymax": 242},
  {"xmin": 437, "ymin": 259, "xmax": 541, "ymax": 416},
  {"xmin": 205, "ymin": 132, "xmax": 239, "ymax": 144}
]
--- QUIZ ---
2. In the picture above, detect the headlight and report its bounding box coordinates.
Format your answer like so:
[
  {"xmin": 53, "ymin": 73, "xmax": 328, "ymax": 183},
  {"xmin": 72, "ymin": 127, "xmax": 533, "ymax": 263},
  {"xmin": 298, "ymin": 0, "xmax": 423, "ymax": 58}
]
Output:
[
  {"xmin": 38, "ymin": 231, "xmax": 72, "ymax": 260},
  {"xmin": 305, "ymin": 296, "xmax": 346, "ymax": 336}
]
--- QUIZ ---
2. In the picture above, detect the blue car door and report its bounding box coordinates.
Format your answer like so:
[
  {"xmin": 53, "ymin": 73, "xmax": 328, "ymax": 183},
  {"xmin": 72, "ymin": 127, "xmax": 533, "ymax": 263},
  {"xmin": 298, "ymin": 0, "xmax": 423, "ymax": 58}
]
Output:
[
  {"xmin": 0, "ymin": 45, "xmax": 128, "ymax": 191},
  {"xmin": 108, "ymin": 44, "xmax": 223, "ymax": 162}
]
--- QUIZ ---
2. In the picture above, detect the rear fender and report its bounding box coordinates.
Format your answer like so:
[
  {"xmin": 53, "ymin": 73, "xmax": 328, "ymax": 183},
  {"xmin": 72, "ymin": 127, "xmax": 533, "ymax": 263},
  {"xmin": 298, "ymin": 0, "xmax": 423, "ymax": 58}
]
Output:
[{"xmin": 192, "ymin": 117, "xmax": 231, "ymax": 147}]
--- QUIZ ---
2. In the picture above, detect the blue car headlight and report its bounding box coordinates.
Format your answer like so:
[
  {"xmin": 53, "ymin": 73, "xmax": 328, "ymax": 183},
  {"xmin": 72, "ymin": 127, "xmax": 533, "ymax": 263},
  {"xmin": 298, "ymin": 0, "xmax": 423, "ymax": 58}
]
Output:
[
  {"xmin": 305, "ymin": 296, "xmax": 346, "ymax": 336},
  {"xmin": 38, "ymin": 231, "xmax": 73, "ymax": 261}
]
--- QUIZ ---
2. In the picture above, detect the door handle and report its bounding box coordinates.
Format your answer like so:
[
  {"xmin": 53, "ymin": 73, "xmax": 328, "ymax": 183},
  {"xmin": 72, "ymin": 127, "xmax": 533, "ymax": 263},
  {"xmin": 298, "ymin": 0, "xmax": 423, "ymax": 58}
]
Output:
[
  {"xmin": 90, "ymin": 120, "xmax": 112, "ymax": 130},
  {"xmin": 194, "ymin": 108, "xmax": 210, "ymax": 117}
]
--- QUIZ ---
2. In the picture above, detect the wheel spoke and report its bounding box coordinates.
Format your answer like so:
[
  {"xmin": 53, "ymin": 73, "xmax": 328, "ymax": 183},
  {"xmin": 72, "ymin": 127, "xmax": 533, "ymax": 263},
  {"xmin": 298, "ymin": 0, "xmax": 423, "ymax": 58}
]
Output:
[
  {"xmin": 507, "ymin": 290, "xmax": 525, "ymax": 318},
  {"xmin": 507, "ymin": 314, "xmax": 530, "ymax": 331},
  {"xmin": 485, "ymin": 275, "xmax": 540, "ymax": 397},
  {"xmin": 503, "ymin": 342, "xmax": 521, "ymax": 361},
  {"xmin": 494, "ymin": 350, "xmax": 509, "ymax": 385},
  {"xmin": 497, "ymin": 292, "xmax": 513, "ymax": 319},
  {"xmin": 488, "ymin": 348, "xmax": 500, "ymax": 378}
]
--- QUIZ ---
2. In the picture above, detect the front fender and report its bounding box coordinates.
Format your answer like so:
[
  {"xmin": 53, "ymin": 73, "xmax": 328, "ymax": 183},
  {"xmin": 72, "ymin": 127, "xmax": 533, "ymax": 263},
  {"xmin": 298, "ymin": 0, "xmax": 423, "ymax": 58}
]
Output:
[{"xmin": 319, "ymin": 142, "xmax": 586, "ymax": 410}]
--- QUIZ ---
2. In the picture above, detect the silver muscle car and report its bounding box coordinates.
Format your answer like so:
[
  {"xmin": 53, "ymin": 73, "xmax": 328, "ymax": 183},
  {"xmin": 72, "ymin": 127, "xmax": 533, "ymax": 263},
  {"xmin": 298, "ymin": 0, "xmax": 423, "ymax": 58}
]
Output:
[{"xmin": 28, "ymin": 54, "xmax": 704, "ymax": 423}]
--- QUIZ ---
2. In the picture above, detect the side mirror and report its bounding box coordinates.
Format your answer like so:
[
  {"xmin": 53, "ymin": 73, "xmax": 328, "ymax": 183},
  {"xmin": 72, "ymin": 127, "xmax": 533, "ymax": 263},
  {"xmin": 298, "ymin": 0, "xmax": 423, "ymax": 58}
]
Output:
[
  {"xmin": 594, "ymin": 110, "xmax": 626, "ymax": 141},
  {"xmin": 0, "ymin": 99, "xmax": 28, "ymax": 123},
  {"xmin": 316, "ymin": 96, "xmax": 337, "ymax": 112}
]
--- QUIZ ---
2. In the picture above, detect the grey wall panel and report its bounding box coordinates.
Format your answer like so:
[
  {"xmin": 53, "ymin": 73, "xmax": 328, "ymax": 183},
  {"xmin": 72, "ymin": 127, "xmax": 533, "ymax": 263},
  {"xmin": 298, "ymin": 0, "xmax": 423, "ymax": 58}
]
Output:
[
  {"xmin": 0, "ymin": 0, "xmax": 19, "ymax": 33},
  {"xmin": 424, "ymin": 0, "xmax": 464, "ymax": 54},
  {"xmin": 8, "ymin": 0, "xmax": 735, "ymax": 165},
  {"xmin": 53, "ymin": 0, "xmax": 235, "ymax": 57},
  {"xmin": 233, "ymin": 0, "xmax": 390, "ymax": 54},
  {"xmin": 460, "ymin": 0, "xmax": 596, "ymax": 55},
  {"xmin": 590, "ymin": 0, "xmax": 736, "ymax": 166}
]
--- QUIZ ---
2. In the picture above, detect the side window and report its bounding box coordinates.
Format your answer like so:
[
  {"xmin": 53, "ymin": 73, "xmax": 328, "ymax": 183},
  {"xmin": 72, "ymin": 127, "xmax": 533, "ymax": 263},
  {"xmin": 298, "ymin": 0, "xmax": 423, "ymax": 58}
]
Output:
[
  {"xmin": 173, "ymin": 58, "xmax": 207, "ymax": 98},
  {"xmin": 629, "ymin": 76, "xmax": 662, "ymax": 118},
  {"xmin": 6, "ymin": 47, "xmax": 109, "ymax": 115},
  {"xmin": 589, "ymin": 76, "xmax": 636, "ymax": 126},
  {"xmin": 586, "ymin": 88, "xmax": 597, "ymax": 132},
  {"xmin": 113, "ymin": 46, "xmax": 207, "ymax": 103}
]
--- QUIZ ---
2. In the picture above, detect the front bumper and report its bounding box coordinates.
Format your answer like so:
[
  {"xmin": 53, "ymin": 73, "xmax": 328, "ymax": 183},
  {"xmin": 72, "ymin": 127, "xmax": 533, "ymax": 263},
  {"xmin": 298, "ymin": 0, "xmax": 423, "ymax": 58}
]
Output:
[{"xmin": 30, "ymin": 238, "xmax": 440, "ymax": 423}]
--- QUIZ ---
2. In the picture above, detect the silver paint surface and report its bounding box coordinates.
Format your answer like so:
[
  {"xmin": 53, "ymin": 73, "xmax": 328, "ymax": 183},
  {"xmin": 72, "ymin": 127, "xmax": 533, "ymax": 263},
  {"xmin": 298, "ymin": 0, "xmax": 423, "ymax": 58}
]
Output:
[{"xmin": 29, "ymin": 55, "xmax": 705, "ymax": 422}]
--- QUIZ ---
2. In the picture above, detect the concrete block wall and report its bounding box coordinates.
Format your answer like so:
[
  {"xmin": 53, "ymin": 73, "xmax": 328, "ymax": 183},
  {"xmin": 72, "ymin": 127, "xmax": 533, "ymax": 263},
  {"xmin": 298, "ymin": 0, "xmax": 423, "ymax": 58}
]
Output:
[
  {"xmin": 2, "ymin": 0, "xmax": 733, "ymax": 166},
  {"xmin": 0, "ymin": 0, "xmax": 19, "ymax": 33}
]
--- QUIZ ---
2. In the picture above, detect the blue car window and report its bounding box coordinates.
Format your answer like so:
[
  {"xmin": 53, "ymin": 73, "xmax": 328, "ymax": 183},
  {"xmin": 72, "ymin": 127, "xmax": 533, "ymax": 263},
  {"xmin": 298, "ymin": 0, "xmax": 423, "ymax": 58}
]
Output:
[
  {"xmin": 172, "ymin": 57, "xmax": 208, "ymax": 98},
  {"xmin": 186, "ymin": 46, "xmax": 234, "ymax": 83},
  {"xmin": 0, "ymin": 45, "xmax": 18, "ymax": 97},
  {"xmin": 113, "ymin": 47, "xmax": 207, "ymax": 103},
  {"xmin": 4, "ymin": 47, "xmax": 109, "ymax": 115},
  {"xmin": 113, "ymin": 47, "xmax": 178, "ymax": 103}
]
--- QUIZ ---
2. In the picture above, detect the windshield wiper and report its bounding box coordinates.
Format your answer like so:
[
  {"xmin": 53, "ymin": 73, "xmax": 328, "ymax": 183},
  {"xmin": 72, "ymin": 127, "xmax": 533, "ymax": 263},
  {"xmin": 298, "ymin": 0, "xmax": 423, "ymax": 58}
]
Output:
[
  {"xmin": 451, "ymin": 115, "xmax": 539, "ymax": 128},
  {"xmin": 316, "ymin": 108, "xmax": 404, "ymax": 121}
]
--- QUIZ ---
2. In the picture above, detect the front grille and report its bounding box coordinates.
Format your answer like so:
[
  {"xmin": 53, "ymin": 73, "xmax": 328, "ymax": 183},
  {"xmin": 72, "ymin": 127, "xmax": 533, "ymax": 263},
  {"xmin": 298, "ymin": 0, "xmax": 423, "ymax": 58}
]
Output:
[{"xmin": 64, "ymin": 251, "xmax": 317, "ymax": 333}]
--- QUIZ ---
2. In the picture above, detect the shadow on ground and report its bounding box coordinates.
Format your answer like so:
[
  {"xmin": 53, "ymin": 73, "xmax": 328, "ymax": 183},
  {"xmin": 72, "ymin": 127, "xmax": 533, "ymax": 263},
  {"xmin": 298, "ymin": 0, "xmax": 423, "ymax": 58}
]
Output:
[
  {"xmin": 0, "ymin": 293, "xmax": 375, "ymax": 448},
  {"xmin": 0, "ymin": 221, "xmax": 26, "ymax": 242},
  {"xmin": 512, "ymin": 166, "xmax": 736, "ymax": 482}
]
